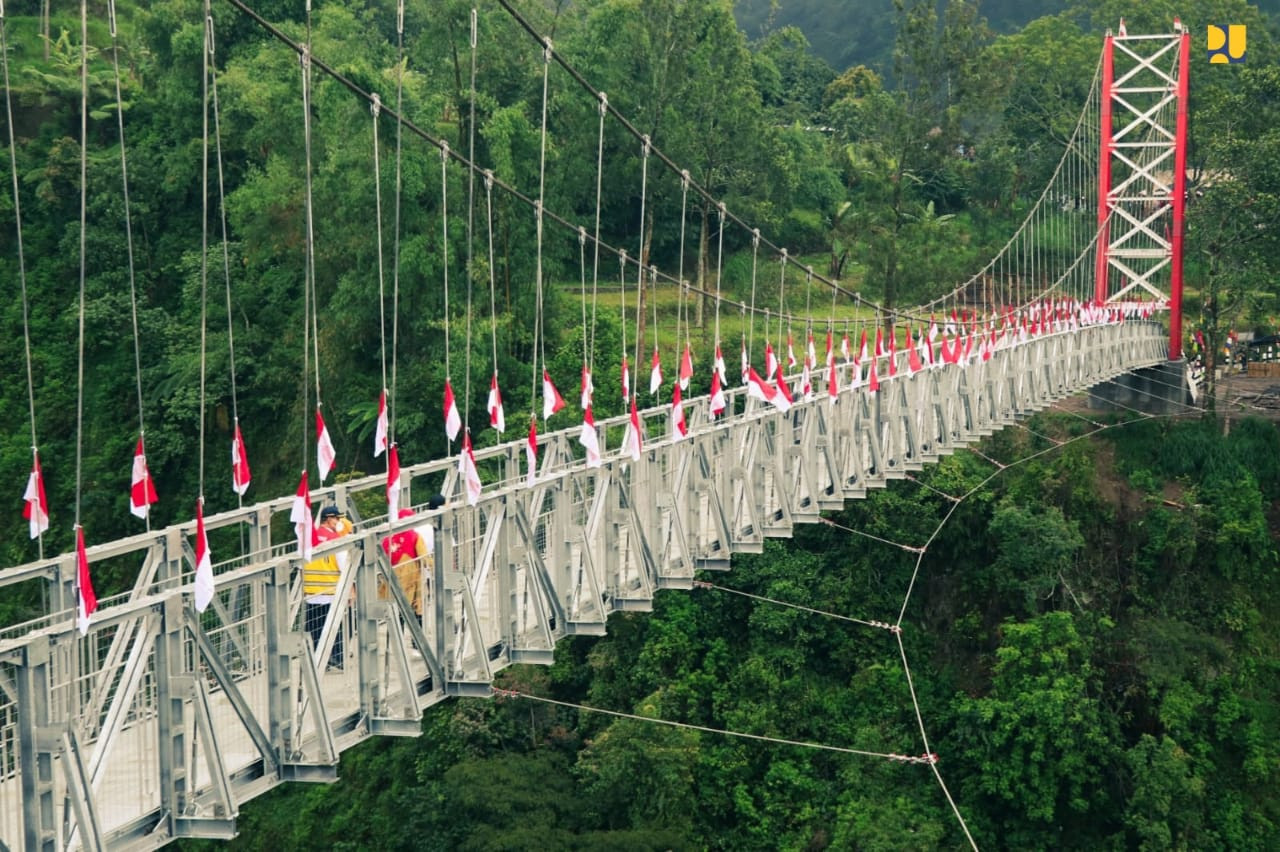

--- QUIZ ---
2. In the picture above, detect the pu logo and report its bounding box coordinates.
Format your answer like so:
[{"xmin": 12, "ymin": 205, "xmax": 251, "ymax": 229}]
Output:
[{"xmin": 1207, "ymin": 25, "xmax": 1246, "ymax": 64}]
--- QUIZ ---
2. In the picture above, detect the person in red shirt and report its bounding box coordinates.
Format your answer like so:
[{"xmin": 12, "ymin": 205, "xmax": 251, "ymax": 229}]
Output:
[{"xmin": 382, "ymin": 509, "xmax": 428, "ymax": 615}]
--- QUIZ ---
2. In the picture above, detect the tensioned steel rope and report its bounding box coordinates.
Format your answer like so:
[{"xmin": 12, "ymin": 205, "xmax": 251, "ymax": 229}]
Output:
[
  {"xmin": 2, "ymin": 1, "xmax": 45, "ymax": 558},
  {"xmin": 107, "ymin": 0, "xmax": 152, "ymax": 530}
]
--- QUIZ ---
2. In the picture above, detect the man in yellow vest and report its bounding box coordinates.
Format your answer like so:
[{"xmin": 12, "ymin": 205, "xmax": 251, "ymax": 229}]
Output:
[{"xmin": 305, "ymin": 505, "xmax": 352, "ymax": 670}]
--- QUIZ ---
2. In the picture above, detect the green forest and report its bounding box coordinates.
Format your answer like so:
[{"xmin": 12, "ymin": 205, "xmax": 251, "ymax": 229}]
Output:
[{"xmin": 2, "ymin": 0, "xmax": 1279, "ymax": 848}]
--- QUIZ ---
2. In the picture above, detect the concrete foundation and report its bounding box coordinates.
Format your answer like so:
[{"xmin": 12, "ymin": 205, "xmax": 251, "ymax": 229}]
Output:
[{"xmin": 1088, "ymin": 359, "xmax": 1191, "ymax": 414}]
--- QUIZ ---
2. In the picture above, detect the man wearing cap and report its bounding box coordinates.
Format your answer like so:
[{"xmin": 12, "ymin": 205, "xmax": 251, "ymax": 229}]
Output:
[{"xmin": 304, "ymin": 506, "xmax": 352, "ymax": 670}]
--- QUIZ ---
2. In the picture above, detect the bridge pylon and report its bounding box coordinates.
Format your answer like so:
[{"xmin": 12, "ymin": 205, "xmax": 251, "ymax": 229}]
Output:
[{"xmin": 1095, "ymin": 18, "xmax": 1191, "ymax": 360}]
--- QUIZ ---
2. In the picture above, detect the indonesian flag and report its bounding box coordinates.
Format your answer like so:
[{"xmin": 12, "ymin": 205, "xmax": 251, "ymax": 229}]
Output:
[
  {"xmin": 581, "ymin": 365, "xmax": 594, "ymax": 410},
  {"xmin": 709, "ymin": 369, "xmax": 726, "ymax": 417},
  {"xmin": 194, "ymin": 499, "xmax": 214, "ymax": 613},
  {"xmin": 807, "ymin": 332, "xmax": 817, "ymax": 369},
  {"xmin": 1117, "ymin": 17, "xmax": 1127, "ymax": 37},
  {"xmin": 459, "ymin": 431, "xmax": 482, "ymax": 506},
  {"xmin": 740, "ymin": 343, "xmax": 749, "ymax": 384},
  {"xmin": 887, "ymin": 329, "xmax": 898, "ymax": 377},
  {"xmin": 800, "ymin": 362, "xmax": 813, "ymax": 400},
  {"xmin": 921, "ymin": 328, "xmax": 935, "ymax": 366},
  {"xmin": 526, "ymin": 418, "xmax": 538, "ymax": 486},
  {"xmin": 874, "ymin": 327, "xmax": 884, "ymax": 359},
  {"xmin": 946, "ymin": 310, "xmax": 958, "ymax": 336},
  {"xmin": 649, "ymin": 347, "xmax": 663, "ymax": 395},
  {"xmin": 315, "ymin": 409, "xmax": 336, "ymax": 482},
  {"xmin": 907, "ymin": 329, "xmax": 923, "ymax": 374},
  {"xmin": 290, "ymin": 471, "xmax": 315, "ymax": 561},
  {"xmin": 746, "ymin": 366, "xmax": 777, "ymax": 407},
  {"xmin": 828, "ymin": 357, "xmax": 839, "ymax": 404},
  {"xmin": 670, "ymin": 383, "xmax": 688, "ymax": 439},
  {"xmin": 786, "ymin": 334, "xmax": 797, "ymax": 369},
  {"xmin": 765, "ymin": 342, "xmax": 778, "ymax": 381},
  {"xmin": 443, "ymin": 379, "xmax": 462, "ymax": 442},
  {"xmin": 621, "ymin": 355, "xmax": 631, "ymax": 401},
  {"xmin": 386, "ymin": 444, "xmax": 402, "ymax": 519},
  {"xmin": 488, "ymin": 373, "xmax": 505, "ymax": 433},
  {"xmin": 857, "ymin": 329, "xmax": 869, "ymax": 365},
  {"xmin": 232, "ymin": 422, "xmax": 251, "ymax": 496},
  {"xmin": 940, "ymin": 335, "xmax": 955, "ymax": 365},
  {"xmin": 928, "ymin": 316, "xmax": 939, "ymax": 341},
  {"xmin": 76, "ymin": 526, "xmax": 97, "ymax": 635},
  {"xmin": 714, "ymin": 344, "xmax": 727, "ymax": 383},
  {"xmin": 23, "ymin": 454, "xmax": 50, "ymax": 539},
  {"xmin": 850, "ymin": 358, "xmax": 863, "ymax": 390},
  {"xmin": 129, "ymin": 437, "xmax": 158, "ymax": 520},
  {"xmin": 542, "ymin": 368, "xmax": 566, "ymax": 419},
  {"xmin": 868, "ymin": 360, "xmax": 880, "ymax": 394},
  {"xmin": 678, "ymin": 344, "xmax": 694, "ymax": 390},
  {"xmin": 374, "ymin": 389, "xmax": 389, "ymax": 457},
  {"xmin": 622, "ymin": 396, "xmax": 643, "ymax": 461},
  {"xmin": 841, "ymin": 332, "xmax": 852, "ymax": 364},
  {"xmin": 825, "ymin": 330, "xmax": 835, "ymax": 368},
  {"xmin": 774, "ymin": 374, "xmax": 794, "ymax": 412},
  {"xmin": 580, "ymin": 407, "xmax": 602, "ymax": 467}
]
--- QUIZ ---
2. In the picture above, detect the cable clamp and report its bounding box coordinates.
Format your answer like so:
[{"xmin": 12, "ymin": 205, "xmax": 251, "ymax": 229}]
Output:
[
  {"xmin": 543, "ymin": 37, "xmax": 553, "ymax": 62},
  {"xmin": 578, "ymin": 226, "xmax": 587, "ymax": 245},
  {"xmin": 598, "ymin": 91, "xmax": 609, "ymax": 114},
  {"xmin": 868, "ymin": 620, "xmax": 901, "ymax": 634},
  {"xmin": 692, "ymin": 580, "xmax": 712, "ymax": 590},
  {"xmin": 641, "ymin": 135, "xmax": 651, "ymax": 158},
  {"xmin": 752, "ymin": 228, "xmax": 760, "ymax": 247},
  {"xmin": 371, "ymin": 93, "xmax": 381, "ymax": 117},
  {"xmin": 483, "ymin": 169, "xmax": 494, "ymax": 192},
  {"xmin": 440, "ymin": 141, "xmax": 450, "ymax": 162},
  {"xmin": 299, "ymin": 45, "xmax": 310, "ymax": 70},
  {"xmin": 619, "ymin": 249, "xmax": 628, "ymax": 266},
  {"xmin": 491, "ymin": 687, "xmax": 519, "ymax": 699},
  {"xmin": 681, "ymin": 169, "xmax": 690, "ymax": 189}
]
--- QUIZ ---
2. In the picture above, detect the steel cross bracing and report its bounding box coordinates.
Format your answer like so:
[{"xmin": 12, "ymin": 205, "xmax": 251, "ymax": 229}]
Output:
[{"xmin": 0, "ymin": 321, "xmax": 1167, "ymax": 850}]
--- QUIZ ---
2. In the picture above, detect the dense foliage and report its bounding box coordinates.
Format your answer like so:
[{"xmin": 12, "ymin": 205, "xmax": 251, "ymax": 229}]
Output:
[{"xmin": 1, "ymin": 0, "xmax": 1279, "ymax": 847}]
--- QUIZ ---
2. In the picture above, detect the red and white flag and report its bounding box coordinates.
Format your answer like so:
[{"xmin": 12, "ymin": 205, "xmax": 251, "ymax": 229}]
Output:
[
  {"xmin": 542, "ymin": 369, "xmax": 566, "ymax": 419},
  {"xmin": 874, "ymin": 327, "xmax": 884, "ymax": 359},
  {"xmin": 765, "ymin": 342, "xmax": 778, "ymax": 380},
  {"xmin": 709, "ymin": 369, "xmax": 726, "ymax": 417},
  {"xmin": 928, "ymin": 316, "xmax": 939, "ymax": 341},
  {"xmin": 887, "ymin": 328, "xmax": 898, "ymax": 377},
  {"xmin": 232, "ymin": 421, "xmax": 251, "ymax": 496},
  {"xmin": 678, "ymin": 344, "xmax": 694, "ymax": 391},
  {"xmin": 786, "ymin": 334, "xmax": 797, "ymax": 369},
  {"xmin": 907, "ymin": 328, "xmax": 924, "ymax": 375},
  {"xmin": 580, "ymin": 407, "xmax": 602, "ymax": 467},
  {"xmin": 76, "ymin": 526, "xmax": 97, "ymax": 635},
  {"xmin": 746, "ymin": 366, "xmax": 776, "ymax": 407},
  {"xmin": 194, "ymin": 498, "xmax": 214, "ymax": 613},
  {"xmin": 374, "ymin": 389, "xmax": 389, "ymax": 457},
  {"xmin": 129, "ymin": 436, "xmax": 158, "ymax": 520},
  {"xmin": 386, "ymin": 443, "xmax": 402, "ymax": 519},
  {"xmin": 828, "ymin": 357, "xmax": 839, "ymax": 404},
  {"xmin": 800, "ymin": 362, "xmax": 813, "ymax": 400},
  {"xmin": 526, "ymin": 418, "xmax": 538, "ymax": 485},
  {"xmin": 1117, "ymin": 17, "xmax": 1127, "ymax": 37},
  {"xmin": 580, "ymin": 365, "xmax": 594, "ymax": 410},
  {"xmin": 806, "ymin": 333, "xmax": 817, "ymax": 369},
  {"xmin": 315, "ymin": 409, "xmax": 336, "ymax": 482},
  {"xmin": 622, "ymin": 396, "xmax": 643, "ymax": 461},
  {"xmin": 649, "ymin": 347, "xmax": 663, "ymax": 395},
  {"xmin": 740, "ymin": 342, "xmax": 750, "ymax": 384},
  {"xmin": 290, "ymin": 471, "xmax": 315, "ymax": 561},
  {"xmin": 621, "ymin": 355, "xmax": 631, "ymax": 402},
  {"xmin": 670, "ymin": 383, "xmax": 688, "ymax": 439},
  {"xmin": 23, "ymin": 454, "xmax": 50, "ymax": 539},
  {"xmin": 868, "ymin": 361, "xmax": 880, "ymax": 394},
  {"xmin": 946, "ymin": 310, "xmax": 958, "ymax": 336},
  {"xmin": 841, "ymin": 332, "xmax": 852, "ymax": 364},
  {"xmin": 775, "ymin": 374, "xmax": 794, "ymax": 412},
  {"xmin": 488, "ymin": 373, "xmax": 505, "ymax": 433},
  {"xmin": 858, "ymin": 329, "xmax": 869, "ymax": 365},
  {"xmin": 443, "ymin": 379, "xmax": 462, "ymax": 442},
  {"xmin": 825, "ymin": 330, "xmax": 835, "ymax": 368},
  {"xmin": 459, "ymin": 431, "xmax": 482, "ymax": 506},
  {"xmin": 713, "ymin": 344, "xmax": 727, "ymax": 383}
]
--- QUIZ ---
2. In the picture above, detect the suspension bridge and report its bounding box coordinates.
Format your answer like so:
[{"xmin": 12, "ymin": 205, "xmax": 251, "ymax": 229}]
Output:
[{"xmin": 0, "ymin": 4, "xmax": 1193, "ymax": 849}]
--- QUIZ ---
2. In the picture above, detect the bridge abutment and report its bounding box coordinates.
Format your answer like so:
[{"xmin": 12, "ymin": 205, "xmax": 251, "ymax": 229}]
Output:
[{"xmin": 1088, "ymin": 359, "xmax": 1191, "ymax": 414}]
